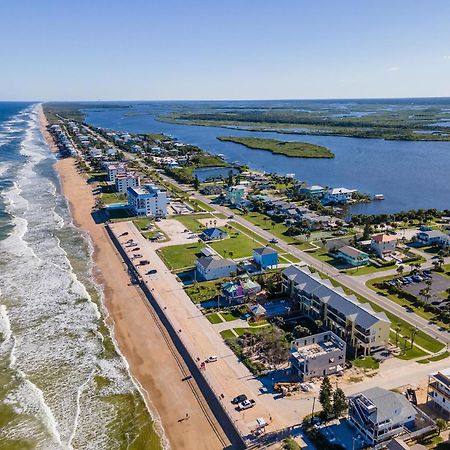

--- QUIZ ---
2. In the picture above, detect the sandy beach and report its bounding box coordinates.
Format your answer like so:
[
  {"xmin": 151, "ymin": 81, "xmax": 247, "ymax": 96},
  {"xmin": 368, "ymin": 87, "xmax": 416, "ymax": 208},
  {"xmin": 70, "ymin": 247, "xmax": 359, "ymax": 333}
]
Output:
[{"xmin": 39, "ymin": 107, "xmax": 226, "ymax": 450}]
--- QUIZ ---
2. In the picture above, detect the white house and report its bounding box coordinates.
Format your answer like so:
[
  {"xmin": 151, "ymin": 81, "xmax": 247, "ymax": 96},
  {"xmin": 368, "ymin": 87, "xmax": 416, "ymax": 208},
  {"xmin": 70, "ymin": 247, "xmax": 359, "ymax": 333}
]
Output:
[
  {"xmin": 195, "ymin": 257, "xmax": 237, "ymax": 281},
  {"xmin": 417, "ymin": 230, "xmax": 450, "ymax": 248},
  {"xmin": 107, "ymin": 163, "xmax": 127, "ymax": 182},
  {"xmin": 427, "ymin": 367, "xmax": 450, "ymax": 419},
  {"xmin": 115, "ymin": 172, "xmax": 141, "ymax": 193},
  {"xmin": 371, "ymin": 234, "xmax": 398, "ymax": 257},
  {"xmin": 322, "ymin": 187, "xmax": 356, "ymax": 205},
  {"xmin": 127, "ymin": 184, "xmax": 167, "ymax": 217}
]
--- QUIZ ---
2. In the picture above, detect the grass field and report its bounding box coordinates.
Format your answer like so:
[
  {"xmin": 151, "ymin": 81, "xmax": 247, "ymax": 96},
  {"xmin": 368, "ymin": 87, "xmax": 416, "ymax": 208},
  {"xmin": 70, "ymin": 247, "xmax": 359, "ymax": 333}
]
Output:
[
  {"xmin": 184, "ymin": 279, "xmax": 223, "ymax": 303},
  {"xmin": 101, "ymin": 192, "xmax": 127, "ymax": 205},
  {"xmin": 352, "ymin": 356, "xmax": 379, "ymax": 370},
  {"xmin": 209, "ymin": 233, "xmax": 257, "ymax": 258},
  {"xmin": 206, "ymin": 313, "xmax": 223, "ymax": 324},
  {"xmin": 217, "ymin": 136, "xmax": 334, "ymax": 158},
  {"xmin": 236, "ymin": 211, "xmax": 298, "ymax": 244},
  {"xmin": 173, "ymin": 214, "xmax": 212, "ymax": 232},
  {"xmin": 158, "ymin": 242, "xmax": 205, "ymax": 270}
]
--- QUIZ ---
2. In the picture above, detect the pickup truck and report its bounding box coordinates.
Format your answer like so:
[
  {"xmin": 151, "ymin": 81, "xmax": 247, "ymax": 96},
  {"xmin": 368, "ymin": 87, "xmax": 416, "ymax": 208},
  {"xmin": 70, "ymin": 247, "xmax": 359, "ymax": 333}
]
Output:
[{"xmin": 237, "ymin": 399, "xmax": 255, "ymax": 411}]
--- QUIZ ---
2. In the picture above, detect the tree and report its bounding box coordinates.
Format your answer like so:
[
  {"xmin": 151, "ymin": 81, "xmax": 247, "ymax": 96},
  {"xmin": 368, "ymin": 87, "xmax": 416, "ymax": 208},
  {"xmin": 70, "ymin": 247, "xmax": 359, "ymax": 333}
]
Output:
[
  {"xmin": 395, "ymin": 325, "xmax": 401, "ymax": 347},
  {"xmin": 319, "ymin": 376, "xmax": 333, "ymax": 418},
  {"xmin": 332, "ymin": 388, "xmax": 348, "ymax": 417},
  {"xmin": 436, "ymin": 418, "xmax": 447, "ymax": 434},
  {"xmin": 396, "ymin": 265, "xmax": 404, "ymax": 277},
  {"xmin": 193, "ymin": 174, "xmax": 200, "ymax": 190},
  {"xmin": 363, "ymin": 223, "xmax": 373, "ymax": 240},
  {"xmin": 293, "ymin": 325, "xmax": 310, "ymax": 338}
]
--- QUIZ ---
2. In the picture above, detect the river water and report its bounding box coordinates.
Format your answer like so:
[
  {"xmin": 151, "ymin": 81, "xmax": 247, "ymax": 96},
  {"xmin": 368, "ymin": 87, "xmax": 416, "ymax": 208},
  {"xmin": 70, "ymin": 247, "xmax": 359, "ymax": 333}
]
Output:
[{"xmin": 83, "ymin": 101, "xmax": 450, "ymax": 215}]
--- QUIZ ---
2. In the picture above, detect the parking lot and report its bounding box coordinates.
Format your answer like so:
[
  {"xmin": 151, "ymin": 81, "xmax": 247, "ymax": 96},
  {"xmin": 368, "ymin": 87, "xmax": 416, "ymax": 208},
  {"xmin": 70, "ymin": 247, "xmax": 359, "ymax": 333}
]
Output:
[{"xmin": 402, "ymin": 272, "xmax": 450, "ymax": 304}]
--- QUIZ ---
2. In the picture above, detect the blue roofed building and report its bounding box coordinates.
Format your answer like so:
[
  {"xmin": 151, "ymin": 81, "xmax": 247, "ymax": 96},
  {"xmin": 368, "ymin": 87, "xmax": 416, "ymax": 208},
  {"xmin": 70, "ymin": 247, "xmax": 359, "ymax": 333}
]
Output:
[
  {"xmin": 199, "ymin": 227, "xmax": 228, "ymax": 241},
  {"xmin": 253, "ymin": 247, "xmax": 279, "ymax": 269}
]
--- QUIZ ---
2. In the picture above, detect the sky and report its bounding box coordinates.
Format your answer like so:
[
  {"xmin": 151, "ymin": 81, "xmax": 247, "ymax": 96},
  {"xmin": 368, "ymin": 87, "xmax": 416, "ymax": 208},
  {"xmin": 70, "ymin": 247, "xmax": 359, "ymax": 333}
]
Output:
[{"xmin": 1, "ymin": 0, "xmax": 450, "ymax": 101}]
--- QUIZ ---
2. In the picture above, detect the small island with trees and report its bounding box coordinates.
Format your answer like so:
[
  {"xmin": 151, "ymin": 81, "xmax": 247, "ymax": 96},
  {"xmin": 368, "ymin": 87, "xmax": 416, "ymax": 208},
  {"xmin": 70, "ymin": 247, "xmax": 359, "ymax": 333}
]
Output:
[{"xmin": 217, "ymin": 136, "xmax": 334, "ymax": 158}]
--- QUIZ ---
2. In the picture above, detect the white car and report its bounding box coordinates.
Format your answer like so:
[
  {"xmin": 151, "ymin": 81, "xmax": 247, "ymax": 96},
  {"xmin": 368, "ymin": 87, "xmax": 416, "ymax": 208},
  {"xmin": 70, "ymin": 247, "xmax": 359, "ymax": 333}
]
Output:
[{"xmin": 206, "ymin": 355, "xmax": 218, "ymax": 363}]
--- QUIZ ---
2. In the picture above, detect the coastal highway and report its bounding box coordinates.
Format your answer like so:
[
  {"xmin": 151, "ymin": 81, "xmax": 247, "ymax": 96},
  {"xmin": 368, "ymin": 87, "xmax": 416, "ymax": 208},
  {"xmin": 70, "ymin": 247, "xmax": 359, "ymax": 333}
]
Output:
[{"xmin": 159, "ymin": 173, "xmax": 450, "ymax": 347}]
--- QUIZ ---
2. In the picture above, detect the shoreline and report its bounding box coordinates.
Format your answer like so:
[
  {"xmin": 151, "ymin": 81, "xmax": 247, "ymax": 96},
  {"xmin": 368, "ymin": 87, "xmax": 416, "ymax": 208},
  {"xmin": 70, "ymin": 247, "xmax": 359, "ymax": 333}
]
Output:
[{"xmin": 38, "ymin": 106, "xmax": 225, "ymax": 450}]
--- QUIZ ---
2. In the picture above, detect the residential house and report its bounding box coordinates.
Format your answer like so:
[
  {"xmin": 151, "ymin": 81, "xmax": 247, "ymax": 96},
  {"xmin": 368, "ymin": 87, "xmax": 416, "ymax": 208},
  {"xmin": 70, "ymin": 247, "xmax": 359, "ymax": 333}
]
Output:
[
  {"xmin": 427, "ymin": 367, "xmax": 450, "ymax": 420},
  {"xmin": 115, "ymin": 172, "xmax": 140, "ymax": 193},
  {"xmin": 222, "ymin": 278, "xmax": 261, "ymax": 304},
  {"xmin": 253, "ymin": 247, "xmax": 278, "ymax": 269},
  {"xmin": 199, "ymin": 227, "xmax": 227, "ymax": 241},
  {"xmin": 301, "ymin": 212, "xmax": 332, "ymax": 230},
  {"xmin": 225, "ymin": 185, "xmax": 246, "ymax": 205},
  {"xmin": 417, "ymin": 230, "xmax": 450, "ymax": 248},
  {"xmin": 298, "ymin": 184, "xmax": 325, "ymax": 198},
  {"xmin": 195, "ymin": 257, "xmax": 237, "ymax": 281},
  {"xmin": 282, "ymin": 265, "xmax": 390, "ymax": 355},
  {"xmin": 200, "ymin": 185, "xmax": 223, "ymax": 196},
  {"xmin": 322, "ymin": 187, "xmax": 356, "ymax": 205},
  {"xmin": 348, "ymin": 387, "xmax": 417, "ymax": 448},
  {"xmin": 290, "ymin": 331, "xmax": 346, "ymax": 381},
  {"xmin": 127, "ymin": 184, "xmax": 167, "ymax": 217},
  {"xmin": 336, "ymin": 245, "xmax": 370, "ymax": 267},
  {"xmin": 371, "ymin": 234, "xmax": 398, "ymax": 258},
  {"xmin": 250, "ymin": 303, "xmax": 267, "ymax": 320}
]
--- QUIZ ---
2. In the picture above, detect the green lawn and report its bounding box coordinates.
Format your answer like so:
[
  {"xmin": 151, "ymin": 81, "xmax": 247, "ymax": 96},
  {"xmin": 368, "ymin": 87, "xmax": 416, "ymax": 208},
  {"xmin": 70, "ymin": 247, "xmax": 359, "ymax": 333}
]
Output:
[
  {"xmin": 101, "ymin": 192, "xmax": 127, "ymax": 205},
  {"xmin": 345, "ymin": 264, "xmax": 395, "ymax": 276},
  {"xmin": 209, "ymin": 232, "xmax": 257, "ymax": 259},
  {"xmin": 233, "ymin": 325, "xmax": 272, "ymax": 336},
  {"xmin": 352, "ymin": 356, "xmax": 379, "ymax": 370},
  {"xmin": 236, "ymin": 211, "xmax": 298, "ymax": 244},
  {"xmin": 248, "ymin": 320, "xmax": 269, "ymax": 327},
  {"xmin": 158, "ymin": 242, "xmax": 205, "ymax": 270},
  {"xmin": 184, "ymin": 279, "xmax": 224, "ymax": 303},
  {"xmin": 206, "ymin": 313, "xmax": 223, "ymax": 324},
  {"xmin": 220, "ymin": 329, "xmax": 237, "ymax": 340},
  {"xmin": 174, "ymin": 214, "xmax": 212, "ymax": 232},
  {"xmin": 221, "ymin": 312, "xmax": 239, "ymax": 322},
  {"xmin": 133, "ymin": 218, "xmax": 153, "ymax": 230},
  {"xmin": 191, "ymin": 198, "xmax": 215, "ymax": 212}
]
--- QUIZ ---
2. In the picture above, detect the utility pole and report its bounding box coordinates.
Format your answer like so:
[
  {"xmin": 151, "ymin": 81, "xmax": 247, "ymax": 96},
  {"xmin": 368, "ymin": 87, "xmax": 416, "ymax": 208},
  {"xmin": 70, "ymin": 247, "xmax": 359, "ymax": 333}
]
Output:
[{"xmin": 310, "ymin": 397, "xmax": 316, "ymax": 424}]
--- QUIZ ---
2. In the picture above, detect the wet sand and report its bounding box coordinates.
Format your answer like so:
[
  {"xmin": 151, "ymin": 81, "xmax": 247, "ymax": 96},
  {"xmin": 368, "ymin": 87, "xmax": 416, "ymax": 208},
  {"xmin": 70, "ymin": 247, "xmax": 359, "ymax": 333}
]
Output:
[{"xmin": 39, "ymin": 106, "xmax": 225, "ymax": 450}]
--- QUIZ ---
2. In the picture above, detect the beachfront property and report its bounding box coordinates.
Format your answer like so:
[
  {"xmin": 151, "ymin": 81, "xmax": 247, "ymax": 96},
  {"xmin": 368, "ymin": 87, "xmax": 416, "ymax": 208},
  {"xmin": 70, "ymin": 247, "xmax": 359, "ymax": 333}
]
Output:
[
  {"xmin": 336, "ymin": 245, "xmax": 370, "ymax": 267},
  {"xmin": 290, "ymin": 331, "xmax": 346, "ymax": 381},
  {"xmin": 195, "ymin": 256, "xmax": 237, "ymax": 281},
  {"xmin": 222, "ymin": 278, "xmax": 261, "ymax": 304},
  {"xmin": 281, "ymin": 265, "xmax": 390, "ymax": 355},
  {"xmin": 348, "ymin": 387, "xmax": 417, "ymax": 448},
  {"xmin": 427, "ymin": 367, "xmax": 450, "ymax": 419},
  {"xmin": 417, "ymin": 230, "xmax": 450, "ymax": 248},
  {"xmin": 322, "ymin": 187, "xmax": 356, "ymax": 205},
  {"xmin": 199, "ymin": 227, "xmax": 228, "ymax": 241},
  {"xmin": 107, "ymin": 162, "xmax": 127, "ymax": 182},
  {"xmin": 127, "ymin": 184, "xmax": 167, "ymax": 217},
  {"xmin": 371, "ymin": 233, "xmax": 398, "ymax": 258},
  {"xmin": 252, "ymin": 247, "xmax": 278, "ymax": 269},
  {"xmin": 225, "ymin": 185, "xmax": 246, "ymax": 205},
  {"xmin": 298, "ymin": 184, "xmax": 325, "ymax": 198},
  {"xmin": 115, "ymin": 172, "xmax": 141, "ymax": 193}
]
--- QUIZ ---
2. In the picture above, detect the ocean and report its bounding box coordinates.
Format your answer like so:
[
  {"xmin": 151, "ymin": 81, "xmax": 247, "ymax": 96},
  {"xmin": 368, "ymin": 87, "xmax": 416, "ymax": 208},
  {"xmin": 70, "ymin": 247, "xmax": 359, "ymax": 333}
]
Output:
[{"xmin": 0, "ymin": 103, "xmax": 162, "ymax": 450}]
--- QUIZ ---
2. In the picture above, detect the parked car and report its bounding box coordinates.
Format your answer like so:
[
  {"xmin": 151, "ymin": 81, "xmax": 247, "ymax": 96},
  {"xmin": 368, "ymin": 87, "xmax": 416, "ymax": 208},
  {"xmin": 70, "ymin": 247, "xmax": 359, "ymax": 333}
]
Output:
[
  {"xmin": 146, "ymin": 269, "xmax": 157, "ymax": 275},
  {"xmin": 206, "ymin": 355, "xmax": 218, "ymax": 363},
  {"xmin": 231, "ymin": 394, "xmax": 247, "ymax": 405},
  {"xmin": 270, "ymin": 238, "xmax": 278, "ymax": 244},
  {"xmin": 423, "ymin": 270, "xmax": 432, "ymax": 276},
  {"xmin": 132, "ymin": 247, "xmax": 141, "ymax": 251},
  {"xmin": 412, "ymin": 275, "xmax": 423, "ymax": 282},
  {"xmin": 237, "ymin": 399, "xmax": 255, "ymax": 411},
  {"xmin": 140, "ymin": 260, "xmax": 150, "ymax": 265}
]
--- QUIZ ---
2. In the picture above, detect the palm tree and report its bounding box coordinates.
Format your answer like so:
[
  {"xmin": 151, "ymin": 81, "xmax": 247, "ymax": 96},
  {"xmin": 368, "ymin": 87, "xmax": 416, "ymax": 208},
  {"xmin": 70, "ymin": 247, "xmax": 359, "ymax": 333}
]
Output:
[
  {"xmin": 410, "ymin": 327, "xmax": 418, "ymax": 350},
  {"xmin": 395, "ymin": 325, "xmax": 401, "ymax": 346},
  {"xmin": 396, "ymin": 265, "xmax": 404, "ymax": 277}
]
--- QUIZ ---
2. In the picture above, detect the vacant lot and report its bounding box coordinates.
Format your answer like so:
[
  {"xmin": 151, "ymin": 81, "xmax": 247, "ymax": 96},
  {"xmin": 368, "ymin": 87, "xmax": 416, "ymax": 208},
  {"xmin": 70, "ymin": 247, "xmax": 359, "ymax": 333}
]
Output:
[{"xmin": 158, "ymin": 242, "xmax": 206, "ymax": 270}]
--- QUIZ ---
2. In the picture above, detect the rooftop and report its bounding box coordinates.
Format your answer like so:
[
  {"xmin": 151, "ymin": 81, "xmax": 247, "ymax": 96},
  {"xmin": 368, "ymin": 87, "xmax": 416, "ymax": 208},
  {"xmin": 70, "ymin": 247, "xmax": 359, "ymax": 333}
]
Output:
[
  {"xmin": 372, "ymin": 233, "xmax": 398, "ymax": 243},
  {"xmin": 196, "ymin": 256, "xmax": 235, "ymax": 270},
  {"xmin": 337, "ymin": 245, "xmax": 368, "ymax": 259},
  {"xmin": 253, "ymin": 247, "xmax": 278, "ymax": 256}
]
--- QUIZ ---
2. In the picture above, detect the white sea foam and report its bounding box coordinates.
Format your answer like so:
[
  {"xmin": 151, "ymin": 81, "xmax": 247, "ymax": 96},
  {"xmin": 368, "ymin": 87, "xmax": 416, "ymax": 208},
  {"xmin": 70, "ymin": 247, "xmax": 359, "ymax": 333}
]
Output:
[{"xmin": 0, "ymin": 304, "xmax": 12, "ymax": 343}]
